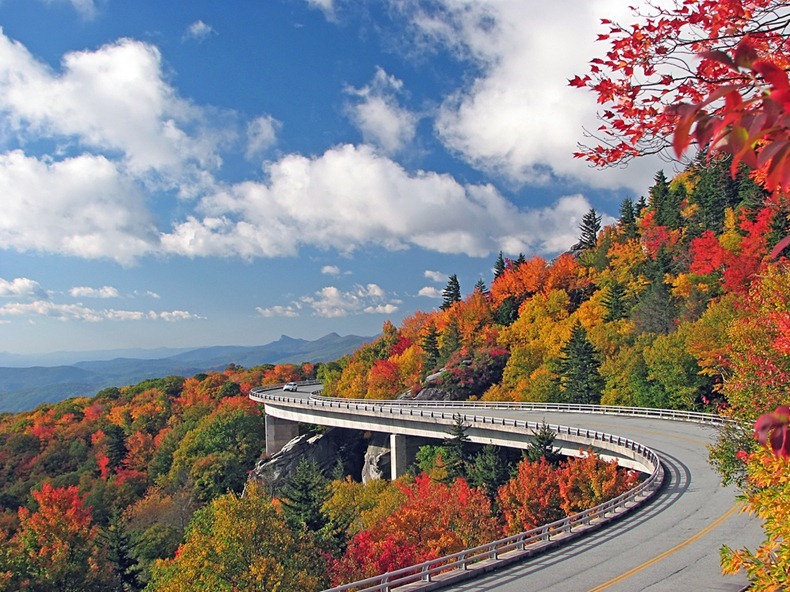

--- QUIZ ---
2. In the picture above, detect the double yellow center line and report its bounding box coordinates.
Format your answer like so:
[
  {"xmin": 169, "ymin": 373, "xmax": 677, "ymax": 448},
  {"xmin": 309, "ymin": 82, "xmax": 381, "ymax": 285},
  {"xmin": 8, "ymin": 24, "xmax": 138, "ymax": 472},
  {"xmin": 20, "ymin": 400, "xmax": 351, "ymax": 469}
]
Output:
[{"xmin": 587, "ymin": 504, "xmax": 741, "ymax": 591}]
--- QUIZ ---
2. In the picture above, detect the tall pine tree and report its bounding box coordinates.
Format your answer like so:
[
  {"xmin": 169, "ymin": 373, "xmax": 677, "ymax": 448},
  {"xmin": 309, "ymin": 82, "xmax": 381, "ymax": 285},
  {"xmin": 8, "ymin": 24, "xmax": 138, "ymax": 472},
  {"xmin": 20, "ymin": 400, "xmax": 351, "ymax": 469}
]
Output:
[
  {"xmin": 440, "ymin": 274, "xmax": 461, "ymax": 311},
  {"xmin": 602, "ymin": 281, "xmax": 629, "ymax": 322},
  {"xmin": 556, "ymin": 322, "xmax": 604, "ymax": 404},
  {"xmin": 421, "ymin": 324, "xmax": 440, "ymax": 373},
  {"xmin": 493, "ymin": 251, "xmax": 506, "ymax": 279},
  {"xmin": 279, "ymin": 458, "xmax": 329, "ymax": 532},
  {"xmin": 618, "ymin": 198, "xmax": 638, "ymax": 240},
  {"xmin": 573, "ymin": 209, "xmax": 602, "ymax": 251}
]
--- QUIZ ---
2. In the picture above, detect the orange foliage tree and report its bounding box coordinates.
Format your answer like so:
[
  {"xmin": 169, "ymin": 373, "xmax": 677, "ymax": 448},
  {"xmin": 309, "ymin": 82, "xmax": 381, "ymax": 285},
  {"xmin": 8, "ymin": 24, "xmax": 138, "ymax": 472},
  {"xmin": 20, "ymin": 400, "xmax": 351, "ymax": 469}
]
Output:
[
  {"xmin": 6, "ymin": 483, "xmax": 116, "ymax": 591},
  {"xmin": 498, "ymin": 457, "xmax": 564, "ymax": 533},
  {"xmin": 330, "ymin": 475, "xmax": 498, "ymax": 585}
]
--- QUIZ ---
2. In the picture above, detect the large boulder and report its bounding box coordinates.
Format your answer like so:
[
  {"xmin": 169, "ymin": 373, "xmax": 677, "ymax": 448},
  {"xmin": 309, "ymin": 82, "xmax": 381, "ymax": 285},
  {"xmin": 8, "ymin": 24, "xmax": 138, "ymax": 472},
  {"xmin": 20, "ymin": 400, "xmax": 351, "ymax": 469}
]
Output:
[{"xmin": 250, "ymin": 427, "xmax": 367, "ymax": 493}]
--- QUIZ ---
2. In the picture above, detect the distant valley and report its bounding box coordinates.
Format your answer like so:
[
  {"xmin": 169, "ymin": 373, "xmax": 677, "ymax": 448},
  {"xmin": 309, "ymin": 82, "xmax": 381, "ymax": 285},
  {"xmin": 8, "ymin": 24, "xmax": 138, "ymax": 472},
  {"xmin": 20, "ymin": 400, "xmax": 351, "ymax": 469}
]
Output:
[{"xmin": 0, "ymin": 333, "xmax": 372, "ymax": 412}]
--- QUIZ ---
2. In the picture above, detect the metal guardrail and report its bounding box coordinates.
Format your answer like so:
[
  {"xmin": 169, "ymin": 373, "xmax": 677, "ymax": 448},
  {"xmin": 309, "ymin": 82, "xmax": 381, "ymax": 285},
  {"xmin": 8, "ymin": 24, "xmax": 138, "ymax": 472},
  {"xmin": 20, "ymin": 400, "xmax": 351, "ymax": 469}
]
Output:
[
  {"xmin": 250, "ymin": 387, "xmax": 672, "ymax": 592},
  {"xmin": 308, "ymin": 394, "xmax": 733, "ymax": 425}
]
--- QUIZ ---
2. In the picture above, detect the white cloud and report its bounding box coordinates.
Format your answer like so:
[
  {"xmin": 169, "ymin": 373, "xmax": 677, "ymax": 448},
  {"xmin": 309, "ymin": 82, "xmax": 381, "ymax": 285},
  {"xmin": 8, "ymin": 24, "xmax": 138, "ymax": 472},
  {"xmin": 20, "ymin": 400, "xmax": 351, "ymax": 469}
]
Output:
[
  {"xmin": 246, "ymin": 115, "xmax": 280, "ymax": 159},
  {"xmin": 256, "ymin": 305, "xmax": 300, "ymax": 318},
  {"xmin": 0, "ymin": 299, "xmax": 201, "ymax": 322},
  {"xmin": 300, "ymin": 284, "xmax": 400, "ymax": 318},
  {"xmin": 184, "ymin": 20, "xmax": 216, "ymax": 42},
  {"xmin": 69, "ymin": 285, "xmax": 120, "ymax": 298},
  {"xmin": 162, "ymin": 144, "xmax": 594, "ymax": 260},
  {"xmin": 306, "ymin": 0, "xmax": 336, "ymax": 20},
  {"xmin": 418, "ymin": 286, "xmax": 441, "ymax": 298},
  {"xmin": 423, "ymin": 270, "xmax": 445, "ymax": 282},
  {"xmin": 0, "ymin": 151, "xmax": 157, "ymax": 264},
  {"xmin": 345, "ymin": 67, "xmax": 418, "ymax": 154},
  {"xmin": 159, "ymin": 310, "xmax": 202, "ymax": 321},
  {"xmin": 0, "ymin": 277, "xmax": 48, "ymax": 299},
  {"xmin": 398, "ymin": 0, "xmax": 661, "ymax": 191},
  {"xmin": 321, "ymin": 265, "xmax": 341, "ymax": 276},
  {"xmin": 0, "ymin": 29, "xmax": 225, "ymax": 181}
]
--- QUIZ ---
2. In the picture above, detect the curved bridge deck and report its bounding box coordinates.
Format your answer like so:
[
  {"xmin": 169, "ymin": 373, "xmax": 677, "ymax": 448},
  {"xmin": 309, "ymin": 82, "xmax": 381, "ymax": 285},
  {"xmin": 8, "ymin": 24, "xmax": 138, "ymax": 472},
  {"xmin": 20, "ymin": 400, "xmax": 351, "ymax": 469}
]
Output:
[{"xmin": 250, "ymin": 387, "xmax": 762, "ymax": 592}]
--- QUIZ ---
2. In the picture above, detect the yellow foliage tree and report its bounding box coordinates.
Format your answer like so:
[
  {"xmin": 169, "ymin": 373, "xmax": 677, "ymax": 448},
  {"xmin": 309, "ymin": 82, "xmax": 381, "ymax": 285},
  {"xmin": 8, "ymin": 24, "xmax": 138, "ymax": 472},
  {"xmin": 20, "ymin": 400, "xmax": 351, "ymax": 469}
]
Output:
[{"xmin": 148, "ymin": 483, "xmax": 327, "ymax": 592}]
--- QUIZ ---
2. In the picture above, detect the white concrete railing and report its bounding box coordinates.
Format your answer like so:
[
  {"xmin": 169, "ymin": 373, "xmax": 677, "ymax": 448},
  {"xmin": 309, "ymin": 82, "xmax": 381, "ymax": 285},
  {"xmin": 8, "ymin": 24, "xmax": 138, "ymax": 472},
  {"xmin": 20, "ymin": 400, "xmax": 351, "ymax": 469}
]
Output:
[{"xmin": 250, "ymin": 388, "xmax": 688, "ymax": 592}]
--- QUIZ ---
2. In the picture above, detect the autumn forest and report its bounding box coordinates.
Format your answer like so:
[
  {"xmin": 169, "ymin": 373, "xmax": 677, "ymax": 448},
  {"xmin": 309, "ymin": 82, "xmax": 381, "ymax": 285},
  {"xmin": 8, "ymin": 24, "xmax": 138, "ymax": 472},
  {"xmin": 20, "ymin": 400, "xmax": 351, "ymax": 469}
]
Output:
[{"xmin": 3, "ymin": 0, "xmax": 790, "ymax": 589}]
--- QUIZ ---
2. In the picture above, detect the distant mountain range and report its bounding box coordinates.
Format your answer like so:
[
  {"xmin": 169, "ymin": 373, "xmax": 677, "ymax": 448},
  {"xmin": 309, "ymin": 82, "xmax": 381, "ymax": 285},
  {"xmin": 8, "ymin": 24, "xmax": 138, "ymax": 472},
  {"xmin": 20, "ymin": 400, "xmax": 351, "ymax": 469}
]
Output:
[{"xmin": 0, "ymin": 333, "xmax": 372, "ymax": 413}]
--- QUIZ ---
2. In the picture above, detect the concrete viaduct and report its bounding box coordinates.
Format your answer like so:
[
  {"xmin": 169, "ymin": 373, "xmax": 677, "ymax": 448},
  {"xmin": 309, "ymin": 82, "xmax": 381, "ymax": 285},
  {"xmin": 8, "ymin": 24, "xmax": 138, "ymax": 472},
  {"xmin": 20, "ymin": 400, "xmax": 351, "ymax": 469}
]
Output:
[{"xmin": 250, "ymin": 384, "xmax": 763, "ymax": 592}]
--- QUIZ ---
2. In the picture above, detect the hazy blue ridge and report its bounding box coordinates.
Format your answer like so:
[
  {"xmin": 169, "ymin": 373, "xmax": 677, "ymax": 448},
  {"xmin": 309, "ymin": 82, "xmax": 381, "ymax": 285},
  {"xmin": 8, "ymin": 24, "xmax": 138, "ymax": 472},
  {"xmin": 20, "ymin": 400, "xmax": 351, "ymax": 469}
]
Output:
[{"xmin": 0, "ymin": 333, "xmax": 372, "ymax": 413}]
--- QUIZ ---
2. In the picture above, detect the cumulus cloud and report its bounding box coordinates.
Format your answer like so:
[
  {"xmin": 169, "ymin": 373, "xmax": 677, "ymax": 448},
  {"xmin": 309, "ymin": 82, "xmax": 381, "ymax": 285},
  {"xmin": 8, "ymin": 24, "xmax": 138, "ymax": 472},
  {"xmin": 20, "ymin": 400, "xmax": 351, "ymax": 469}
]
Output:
[
  {"xmin": 0, "ymin": 151, "xmax": 157, "ymax": 264},
  {"xmin": 418, "ymin": 286, "xmax": 441, "ymax": 298},
  {"xmin": 0, "ymin": 29, "xmax": 225, "ymax": 181},
  {"xmin": 69, "ymin": 285, "xmax": 120, "ymax": 298},
  {"xmin": 184, "ymin": 20, "xmax": 216, "ymax": 42},
  {"xmin": 397, "ymin": 0, "xmax": 660, "ymax": 191},
  {"xmin": 246, "ymin": 115, "xmax": 280, "ymax": 159},
  {"xmin": 162, "ymin": 144, "xmax": 594, "ymax": 260},
  {"xmin": 256, "ymin": 305, "xmax": 300, "ymax": 318},
  {"xmin": 321, "ymin": 265, "xmax": 341, "ymax": 276},
  {"xmin": 0, "ymin": 277, "xmax": 48, "ymax": 299},
  {"xmin": 423, "ymin": 270, "xmax": 445, "ymax": 282},
  {"xmin": 345, "ymin": 67, "xmax": 418, "ymax": 154},
  {"xmin": 300, "ymin": 284, "xmax": 400, "ymax": 318}
]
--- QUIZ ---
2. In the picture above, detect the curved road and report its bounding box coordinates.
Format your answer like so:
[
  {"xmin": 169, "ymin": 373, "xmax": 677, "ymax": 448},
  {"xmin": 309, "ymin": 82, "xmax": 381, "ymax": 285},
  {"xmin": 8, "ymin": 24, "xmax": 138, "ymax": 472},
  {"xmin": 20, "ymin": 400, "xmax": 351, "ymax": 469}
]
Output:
[
  {"xmin": 449, "ymin": 409, "xmax": 760, "ymax": 592},
  {"xmin": 253, "ymin": 388, "xmax": 763, "ymax": 592}
]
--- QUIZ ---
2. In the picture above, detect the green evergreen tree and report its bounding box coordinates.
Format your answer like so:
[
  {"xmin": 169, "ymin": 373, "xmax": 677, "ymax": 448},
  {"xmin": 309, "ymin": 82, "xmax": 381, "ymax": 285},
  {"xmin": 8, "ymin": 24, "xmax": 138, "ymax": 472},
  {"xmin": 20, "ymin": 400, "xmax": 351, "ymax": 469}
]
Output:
[
  {"xmin": 573, "ymin": 208, "xmax": 602, "ymax": 251},
  {"xmin": 648, "ymin": 170, "xmax": 671, "ymax": 222},
  {"xmin": 494, "ymin": 296, "xmax": 519, "ymax": 326},
  {"xmin": 440, "ymin": 274, "xmax": 462, "ymax": 311},
  {"xmin": 103, "ymin": 510, "xmax": 143, "ymax": 592},
  {"xmin": 474, "ymin": 278, "xmax": 488, "ymax": 295},
  {"xmin": 524, "ymin": 422, "xmax": 563, "ymax": 465},
  {"xmin": 515, "ymin": 253, "xmax": 526, "ymax": 268},
  {"xmin": 421, "ymin": 324, "xmax": 440, "ymax": 373},
  {"xmin": 556, "ymin": 322, "xmax": 604, "ymax": 404},
  {"xmin": 618, "ymin": 198, "xmax": 638, "ymax": 239},
  {"xmin": 602, "ymin": 281, "xmax": 629, "ymax": 322},
  {"xmin": 441, "ymin": 414, "xmax": 471, "ymax": 481},
  {"xmin": 467, "ymin": 445, "xmax": 511, "ymax": 504},
  {"xmin": 632, "ymin": 281, "xmax": 677, "ymax": 335},
  {"xmin": 688, "ymin": 154, "xmax": 743, "ymax": 234},
  {"xmin": 279, "ymin": 457, "xmax": 329, "ymax": 532},
  {"xmin": 636, "ymin": 195, "xmax": 647, "ymax": 215},
  {"xmin": 438, "ymin": 318, "xmax": 461, "ymax": 364},
  {"xmin": 494, "ymin": 251, "xmax": 506, "ymax": 279},
  {"xmin": 103, "ymin": 423, "xmax": 128, "ymax": 472}
]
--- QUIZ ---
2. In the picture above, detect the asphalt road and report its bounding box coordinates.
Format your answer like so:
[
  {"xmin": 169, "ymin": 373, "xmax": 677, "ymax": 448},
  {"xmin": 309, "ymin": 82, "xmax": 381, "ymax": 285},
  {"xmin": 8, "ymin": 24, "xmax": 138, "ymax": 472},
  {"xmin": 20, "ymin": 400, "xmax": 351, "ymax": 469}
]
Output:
[
  {"xmin": 443, "ymin": 410, "xmax": 761, "ymax": 592},
  {"xmin": 253, "ymin": 390, "xmax": 764, "ymax": 592}
]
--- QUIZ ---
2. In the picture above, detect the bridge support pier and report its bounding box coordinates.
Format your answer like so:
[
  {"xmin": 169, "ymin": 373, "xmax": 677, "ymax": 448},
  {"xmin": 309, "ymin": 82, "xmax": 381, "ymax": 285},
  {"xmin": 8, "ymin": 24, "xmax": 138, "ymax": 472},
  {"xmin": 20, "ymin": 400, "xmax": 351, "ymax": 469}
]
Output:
[
  {"xmin": 390, "ymin": 433, "xmax": 409, "ymax": 480},
  {"xmin": 265, "ymin": 414, "xmax": 299, "ymax": 456}
]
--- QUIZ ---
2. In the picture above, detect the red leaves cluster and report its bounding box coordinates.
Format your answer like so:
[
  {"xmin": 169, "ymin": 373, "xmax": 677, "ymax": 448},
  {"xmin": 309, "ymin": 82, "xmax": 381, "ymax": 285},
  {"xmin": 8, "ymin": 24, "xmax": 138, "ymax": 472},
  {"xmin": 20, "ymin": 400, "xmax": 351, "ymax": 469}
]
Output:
[
  {"xmin": 754, "ymin": 406, "xmax": 790, "ymax": 458},
  {"xmin": 498, "ymin": 454, "xmax": 638, "ymax": 535},
  {"xmin": 672, "ymin": 38, "xmax": 790, "ymax": 192},
  {"xmin": 330, "ymin": 475, "xmax": 498, "ymax": 585},
  {"xmin": 574, "ymin": 0, "xmax": 790, "ymax": 188},
  {"xmin": 689, "ymin": 206, "xmax": 775, "ymax": 292}
]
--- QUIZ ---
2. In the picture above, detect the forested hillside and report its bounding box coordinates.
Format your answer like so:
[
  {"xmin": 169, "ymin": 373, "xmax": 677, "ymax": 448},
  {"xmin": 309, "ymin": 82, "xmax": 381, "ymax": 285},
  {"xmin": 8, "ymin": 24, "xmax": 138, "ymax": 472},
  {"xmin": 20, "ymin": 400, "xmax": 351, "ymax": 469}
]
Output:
[
  {"xmin": 324, "ymin": 154, "xmax": 788, "ymax": 427},
  {"xmin": 0, "ymin": 153, "xmax": 787, "ymax": 590}
]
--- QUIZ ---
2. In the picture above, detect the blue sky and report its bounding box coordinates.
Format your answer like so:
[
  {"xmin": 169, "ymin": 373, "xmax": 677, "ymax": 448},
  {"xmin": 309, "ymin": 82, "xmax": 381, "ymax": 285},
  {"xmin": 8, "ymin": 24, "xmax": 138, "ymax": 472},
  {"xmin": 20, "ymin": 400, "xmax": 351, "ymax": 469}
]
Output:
[{"xmin": 0, "ymin": 0, "xmax": 664, "ymax": 356}]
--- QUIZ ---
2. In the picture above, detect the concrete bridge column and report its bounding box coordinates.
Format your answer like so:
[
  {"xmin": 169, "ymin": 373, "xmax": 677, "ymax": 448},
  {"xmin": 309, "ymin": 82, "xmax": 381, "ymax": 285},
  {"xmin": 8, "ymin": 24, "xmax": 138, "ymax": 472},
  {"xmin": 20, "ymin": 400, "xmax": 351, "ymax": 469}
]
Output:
[
  {"xmin": 265, "ymin": 414, "xmax": 299, "ymax": 456},
  {"xmin": 390, "ymin": 433, "xmax": 409, "ymax": 480}
]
